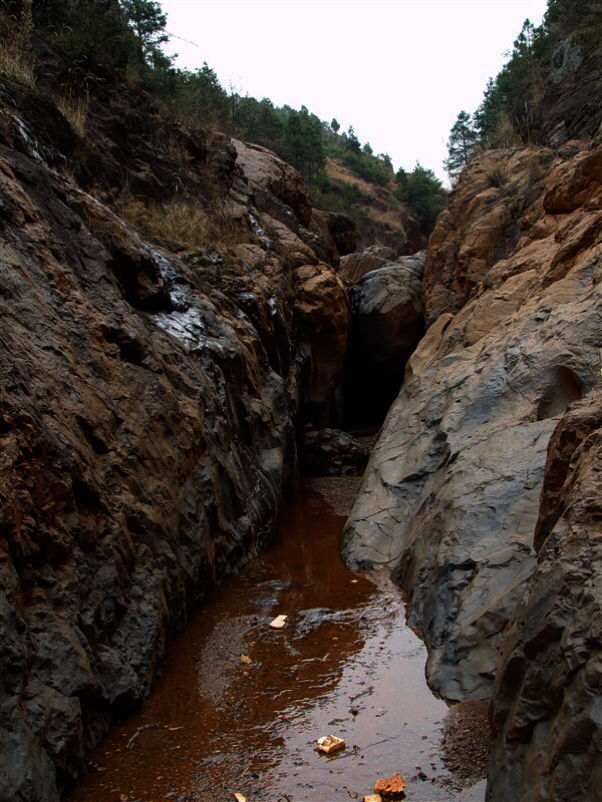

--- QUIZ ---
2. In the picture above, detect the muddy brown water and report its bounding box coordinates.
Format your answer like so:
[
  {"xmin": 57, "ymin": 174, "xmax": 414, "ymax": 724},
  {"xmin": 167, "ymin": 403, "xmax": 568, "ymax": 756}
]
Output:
[{"xmin": 66, "ymin": 479, "xmax": 486, "ymax": 802}]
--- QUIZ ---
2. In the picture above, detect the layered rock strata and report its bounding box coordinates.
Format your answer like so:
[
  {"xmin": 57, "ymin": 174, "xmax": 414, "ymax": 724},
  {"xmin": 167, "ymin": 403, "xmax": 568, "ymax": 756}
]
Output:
[{"xmin": 0, "ymin": 89, "xmax": 348, "ymax": 800}]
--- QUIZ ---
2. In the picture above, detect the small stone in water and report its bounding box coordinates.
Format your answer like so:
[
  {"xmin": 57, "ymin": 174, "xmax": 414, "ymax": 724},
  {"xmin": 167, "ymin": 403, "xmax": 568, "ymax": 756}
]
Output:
[
  {"xmin": 269, "ymin": 614, "xmax": 288, "ymax": 629},
  {"xmin": 374, "ymin": 773, "xmax": 406, "ymax": 799},
  {"xmin": 240, "ymin": 655, "xmax": 252, "ymax": 665}
]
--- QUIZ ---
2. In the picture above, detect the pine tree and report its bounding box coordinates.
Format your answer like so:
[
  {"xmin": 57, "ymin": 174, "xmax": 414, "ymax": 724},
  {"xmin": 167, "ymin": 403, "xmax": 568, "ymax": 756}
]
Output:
[
  {"xmin": 444, "ymin": 111, "xmax": 478, "ymax": 182},
  {"xmin": 121, "ymin": 0, "xmax": 169, "ymax": 66}
]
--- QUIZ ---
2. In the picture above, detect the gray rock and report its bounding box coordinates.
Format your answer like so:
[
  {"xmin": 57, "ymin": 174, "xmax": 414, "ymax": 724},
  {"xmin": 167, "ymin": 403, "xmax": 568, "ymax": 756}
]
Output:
[
  {"xmin": 343, "ymin": 144, "xmax": 602, "ymax": 705},
  {"xmin": 301, "ymin": 428, "xmax": 369, "ymax": 476},
  {"xmin": 488, "ymin": 393, "xmax": 602, "ymax": 802}
]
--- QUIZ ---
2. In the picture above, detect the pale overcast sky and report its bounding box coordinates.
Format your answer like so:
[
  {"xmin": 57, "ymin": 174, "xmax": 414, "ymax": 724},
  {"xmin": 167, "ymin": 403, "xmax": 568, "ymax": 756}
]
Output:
[{"xmin": 161, "ymin": 0, "xmax": 548, "ymax": 182}]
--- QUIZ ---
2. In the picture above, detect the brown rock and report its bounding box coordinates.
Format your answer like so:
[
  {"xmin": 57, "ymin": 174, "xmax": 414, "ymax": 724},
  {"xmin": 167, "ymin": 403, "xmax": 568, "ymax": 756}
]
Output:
[
  {"xmin": 294, "ymin": 264, "xmax": 350, "ymax": 426},
  {"xmin": 324, "ymin": 211, "xmax": 357, "ymax": 256},
  {"xmin": 423, "ymin": 146, "xmax": 555, "ymax": 326},
  {"xmin": 543, "ymin": 142, "xmax": 602, "ymax": 213},
  {"xmin": 373, "ymin": 773, "xmax": 405, "ymax": 799},
  {"xmin": 338, "ymin": 245, "xmax": 394, "ymax": 283},
  {"xmin": 233, "ymin": 138, "xmax": 312, "ymax": 227}
]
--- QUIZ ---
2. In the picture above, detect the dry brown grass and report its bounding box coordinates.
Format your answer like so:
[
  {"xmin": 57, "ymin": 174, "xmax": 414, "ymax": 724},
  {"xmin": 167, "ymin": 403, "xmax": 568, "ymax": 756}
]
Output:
[
  {"xmin": 0, "ymin": 3, "xmax": 35, "ymax": 88},
  {"xmin": 55, "ymin": 91, "xmax": 88, "ymax": 138},
  {"xmin": 163, "ymin": 135, "xmax": 195, "ymax": 168},
  {"xmin": 113, "ymin": 195, "xmax": 250, "ymax": 249},
  {"xmin": 483, "ymin": 159, "xmax": 510, "ymax": 189},
  {"xmin": 491, "ymin": 110, "xmax": 523, "ymax": 149},
  {"xmin": 326, "ymin": 157, "xmax": 383, "ymax": 196}
]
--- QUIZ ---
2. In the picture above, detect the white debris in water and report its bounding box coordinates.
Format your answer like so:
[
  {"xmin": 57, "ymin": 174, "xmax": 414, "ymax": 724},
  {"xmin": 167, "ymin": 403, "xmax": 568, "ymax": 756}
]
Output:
[
  {"xmin": 11, "ymin": 114, "xmax": 48, "ymax": 166},
  {"xmin": 248, "ymin": 211, "xmax": 273, "ymax": 249}
]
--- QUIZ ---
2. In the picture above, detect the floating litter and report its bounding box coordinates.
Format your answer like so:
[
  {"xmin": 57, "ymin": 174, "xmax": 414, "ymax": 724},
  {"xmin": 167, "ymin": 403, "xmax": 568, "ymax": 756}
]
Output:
[{"xmin": 316, "ymin": 734, "xmax": 346, "ymax": 755}]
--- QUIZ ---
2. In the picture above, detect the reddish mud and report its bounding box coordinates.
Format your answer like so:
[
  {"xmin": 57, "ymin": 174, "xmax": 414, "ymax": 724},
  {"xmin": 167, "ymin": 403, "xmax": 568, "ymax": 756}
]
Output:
[{"xmin": 65, "ymin": 479, "xmax": 487, "ymax": 802}]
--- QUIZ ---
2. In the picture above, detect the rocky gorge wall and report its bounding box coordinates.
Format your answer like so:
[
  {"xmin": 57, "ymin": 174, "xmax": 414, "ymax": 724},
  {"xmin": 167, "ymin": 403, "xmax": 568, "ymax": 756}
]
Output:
[
  {"xmin": 0, "ymin": 79, "xmax": 351, "ymax": 801},
  {"xmin": 344, "ymin": 139, "xmax": 602, "ymax": 799}
]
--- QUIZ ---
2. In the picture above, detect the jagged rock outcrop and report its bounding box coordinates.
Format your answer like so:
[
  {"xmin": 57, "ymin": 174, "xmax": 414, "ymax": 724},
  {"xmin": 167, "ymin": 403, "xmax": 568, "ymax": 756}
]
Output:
[
  {"xmin": 0, "ymin": 80, "xmax": 348, "ymax": 801},
  {"xmin": 520, "ymin": 27, "xmax": 602, "ymax": 147},
  {"xmin": 345, "ymin": 252, "xmax": 425, "ymax": 424},
  {"xmin": 488, "ymin": 392, "xmax": 602, "ymax": 802},
  {"xmin": 343, "ymin": 139, "xmax": 602, "ymax": 720},
  {"xmin": 231, "ymin": 138, "xmax": 312, "ymax": 228}
]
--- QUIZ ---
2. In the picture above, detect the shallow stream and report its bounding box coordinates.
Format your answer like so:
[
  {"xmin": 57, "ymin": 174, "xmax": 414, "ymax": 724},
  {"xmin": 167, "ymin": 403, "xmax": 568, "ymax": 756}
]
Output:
[{"xmin": 65, "ymin": 479, "xmax": 486, "ymax": 802}]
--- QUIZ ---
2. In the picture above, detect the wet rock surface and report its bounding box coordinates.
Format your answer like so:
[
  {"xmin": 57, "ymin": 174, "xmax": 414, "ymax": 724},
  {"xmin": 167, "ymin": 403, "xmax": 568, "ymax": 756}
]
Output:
[{"xmin": 0, "ymin": 88, "xmax": 348, "ymax": 800}]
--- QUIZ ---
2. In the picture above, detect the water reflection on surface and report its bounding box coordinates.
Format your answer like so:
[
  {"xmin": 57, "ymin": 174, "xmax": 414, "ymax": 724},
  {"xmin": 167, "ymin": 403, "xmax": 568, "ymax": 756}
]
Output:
[{"xmin": 66, "ymin": 480, "xmax": 484, "ymax": 802}]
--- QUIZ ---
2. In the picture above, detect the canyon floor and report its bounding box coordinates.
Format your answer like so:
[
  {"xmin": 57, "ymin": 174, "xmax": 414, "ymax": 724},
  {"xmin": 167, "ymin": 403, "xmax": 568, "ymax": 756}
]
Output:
[{"xmin": 64, "ymin": 478, "xmax": 489, "ymax": 802}]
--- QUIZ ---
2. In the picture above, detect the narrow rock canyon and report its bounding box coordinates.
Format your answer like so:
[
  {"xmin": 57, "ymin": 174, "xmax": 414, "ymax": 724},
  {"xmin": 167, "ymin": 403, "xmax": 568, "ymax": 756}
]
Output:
[{"xmin": 1, "ymin": 5, "xmax": 601, "ymax": 802}]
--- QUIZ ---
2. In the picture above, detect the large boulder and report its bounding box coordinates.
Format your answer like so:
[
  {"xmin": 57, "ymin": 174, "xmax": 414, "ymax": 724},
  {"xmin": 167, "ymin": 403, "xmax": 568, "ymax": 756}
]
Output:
[
  {"xmin": 301, "ymin": 428, "xmax": 369, "ymax": 476},
  {"xmin": 343, "ymin": 141, "xmax": 602, "ymax": 715},
  {"xmin": 338, "ymin": 244, "xmax": 395, "ymax": 283},
  {"xmin": 294, "ymin": 264, "xmax": 349, "ymax": 427},
  {"xmin": 345, "ymin": 252, "xmax": 425, "ymax": 424}
]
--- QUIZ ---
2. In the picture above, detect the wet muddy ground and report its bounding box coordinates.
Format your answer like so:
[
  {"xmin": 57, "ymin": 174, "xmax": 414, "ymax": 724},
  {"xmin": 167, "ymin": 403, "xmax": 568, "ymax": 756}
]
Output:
[{"xmin": 65, "ymin": 478, "xmax": 488, "ymax": 802}]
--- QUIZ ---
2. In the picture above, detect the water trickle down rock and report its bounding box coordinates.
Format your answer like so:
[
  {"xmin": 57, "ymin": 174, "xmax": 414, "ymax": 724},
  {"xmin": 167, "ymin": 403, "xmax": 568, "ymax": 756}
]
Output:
[{"xmin": 0, "ymin": 111, "xmax": 351, "ymax": 800}]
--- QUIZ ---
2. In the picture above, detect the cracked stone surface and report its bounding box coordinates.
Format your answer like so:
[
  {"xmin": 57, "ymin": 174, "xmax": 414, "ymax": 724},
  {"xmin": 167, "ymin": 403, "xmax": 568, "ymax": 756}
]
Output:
[{"xmin": 343, "ymin": 141, "xmax": 602, "ymax": 711}]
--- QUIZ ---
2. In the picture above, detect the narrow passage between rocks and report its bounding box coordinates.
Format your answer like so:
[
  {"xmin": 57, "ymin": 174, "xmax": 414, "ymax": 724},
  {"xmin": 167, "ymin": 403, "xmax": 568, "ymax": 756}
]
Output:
[{"xmin": 65, "ymin": 479, "xmax": 488, "ymax": 802}]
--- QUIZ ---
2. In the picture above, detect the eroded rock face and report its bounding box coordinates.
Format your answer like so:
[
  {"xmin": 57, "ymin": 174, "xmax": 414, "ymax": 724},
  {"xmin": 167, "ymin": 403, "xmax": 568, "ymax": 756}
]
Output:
[
  {"xmin": 312, "ymin": 209, "xmax": 357, "ymax": 261},
  {"xmin": 488, "ymin": 393, "xmax": 602, "ymax": 802},
  {"xmin": 0, "ymin": 147, "xmax": 297, "ymax": 801},
  {"xmin": 0, "ymin": 100, "xmax": 348, "ymax": 799},
  {"xmin": 345, "ymin": 252, "xmax": 425, "ymax": 424},
  {"xmin": 343, "ymin": 141, "xmax": 602, "ymax": 712},
  {"xmin": 232, "ymin": 138, "xmax": 312, "ymax": 228}
]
